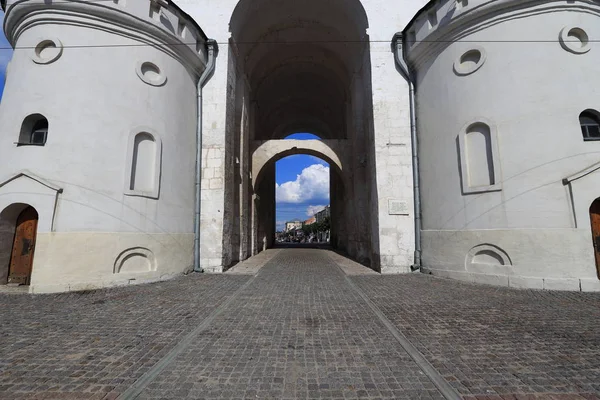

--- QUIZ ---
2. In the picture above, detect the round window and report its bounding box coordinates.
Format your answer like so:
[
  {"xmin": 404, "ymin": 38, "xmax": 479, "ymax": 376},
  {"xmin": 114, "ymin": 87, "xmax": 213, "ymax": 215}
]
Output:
[
  {"xmin": 453, "ymin": 47, "xmax": 486, "ymax": 76},
  {"xmin": 32, "ymin": 39, "xmax": 63, "ymax": 64},
  {"xmin": 559, "ymin": 26, "xmax": 591, "ymax": 54},
  {"xmin": 136, "ymin": 61, "xmax": 167, "ymax": 86}
]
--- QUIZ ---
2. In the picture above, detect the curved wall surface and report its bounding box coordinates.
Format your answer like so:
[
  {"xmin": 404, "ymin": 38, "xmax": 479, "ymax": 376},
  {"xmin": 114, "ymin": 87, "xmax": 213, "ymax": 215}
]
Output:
[
  {"xmin": 0, "ymin": 0, "xmax": 208, "ymax": 292},
  {"xmin": 407, "ymin": 0, "xmax": 600, "ymax": 290}
]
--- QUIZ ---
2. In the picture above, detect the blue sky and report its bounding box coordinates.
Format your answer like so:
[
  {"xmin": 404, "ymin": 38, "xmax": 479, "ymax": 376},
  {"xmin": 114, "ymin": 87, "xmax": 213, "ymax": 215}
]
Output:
[
  {"xmin": 0, "ymin": 15, "xmax": 325, "ymax": 231},
  {"xmin": 275, "ymin": 134, "xmax": 330, "ymax": 231},
  {"xmin": 0, "ymin": 12, "xmax": 12, "ymax": 101}
]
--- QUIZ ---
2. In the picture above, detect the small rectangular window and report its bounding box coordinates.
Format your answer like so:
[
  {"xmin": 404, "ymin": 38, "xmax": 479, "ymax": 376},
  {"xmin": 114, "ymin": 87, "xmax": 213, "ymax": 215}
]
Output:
[
  {"xmin": 589, "ymin": 126, "xmax": 600, "ymax": 139},
  {"xmin": 30, "ymin": 129, "xmax": 48, "ymax": 145},
  {"xmin": 583, "ymin": 125, "xmax": 600, "ymax": 140}
]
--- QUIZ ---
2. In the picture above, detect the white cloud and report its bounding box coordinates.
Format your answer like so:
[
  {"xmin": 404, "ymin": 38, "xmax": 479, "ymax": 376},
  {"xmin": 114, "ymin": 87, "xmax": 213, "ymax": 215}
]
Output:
[
  {"xmin": 308, "ymin": 156, "xmax": 329, "ymax": 166},
  {"xmin": 306, "ymin": 205, "xmax": 326, "ymax": 217},
  {"xmin": 276, "ymin": 164, "xmax": 330, "ymax": 204}
]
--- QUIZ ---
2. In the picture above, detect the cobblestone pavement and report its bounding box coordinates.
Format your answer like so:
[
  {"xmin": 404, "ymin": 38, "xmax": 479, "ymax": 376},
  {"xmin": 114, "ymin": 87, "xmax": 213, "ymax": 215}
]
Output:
[
  {"xmin": 0, "ymin": 274, "xmax": 250, "ymax": 400},
  {"xmin": 1, "ymin": 249, "xmax": 599, "ymax": 400},
  {"xmin": 354, "ymin": 274, "xmax": 600, "ymax": 400},
  {"xmin": 135, "ymin": 249, "xmax": 444, "ymax": 399}
]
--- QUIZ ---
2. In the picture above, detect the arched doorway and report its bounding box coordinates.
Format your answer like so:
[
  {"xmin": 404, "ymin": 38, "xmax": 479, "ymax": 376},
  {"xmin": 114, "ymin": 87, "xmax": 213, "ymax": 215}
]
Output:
[
  {"xmin": 0, "ymin": 204, "xmax": 38, "ymax": 285},
  {"xmin": 589, "ymin": 199, "xmax": 600, "ymax": 279}
]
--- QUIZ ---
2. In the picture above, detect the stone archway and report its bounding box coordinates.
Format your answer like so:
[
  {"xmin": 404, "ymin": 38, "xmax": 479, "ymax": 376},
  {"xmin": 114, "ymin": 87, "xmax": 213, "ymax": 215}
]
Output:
[
  {"xmin": 250, "ymin": 141, "xmax": 348, "ymax": 256},
  {"xmin": 251, "ymin": 140, "xmax": 346, "ymax": 189},
  {"xmin": 218, "ymin": 0, "xmax": 379, "ymax": 270}
]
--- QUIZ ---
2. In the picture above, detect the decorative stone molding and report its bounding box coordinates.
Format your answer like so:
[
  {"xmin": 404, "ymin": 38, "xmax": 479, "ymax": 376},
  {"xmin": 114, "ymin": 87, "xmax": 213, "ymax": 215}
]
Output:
[
  {"xmin": 404, "ymin": 0, "xmax": 600, "ymax": 68},
  {"xmin": 559, "ymin": 26, "xmax": 591, "ymax": 55},
  {"xmin": 466, "ymin": 244, "xmax": 513, "ymax": 276},
  {"xmin": 0, "ymin": 170, "xmax": 63, "ymax": 232},
  {"xmin": 114, "ymin": 247, "xmax": 157, "ymax": 273},
  {"xmin": 31, "ymin": 37, "xmax": 63, "ymax": 64},
  {"xmin": 4, "ymin": 0, "xmax": 209, "ymax": 77}
]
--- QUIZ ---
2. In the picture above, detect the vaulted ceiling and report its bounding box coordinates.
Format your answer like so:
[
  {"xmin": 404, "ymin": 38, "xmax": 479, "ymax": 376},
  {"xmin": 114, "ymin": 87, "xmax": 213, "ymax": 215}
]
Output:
[{"xmin": 230, "ymin": 0, "xmax": 369, "ymax": 140}]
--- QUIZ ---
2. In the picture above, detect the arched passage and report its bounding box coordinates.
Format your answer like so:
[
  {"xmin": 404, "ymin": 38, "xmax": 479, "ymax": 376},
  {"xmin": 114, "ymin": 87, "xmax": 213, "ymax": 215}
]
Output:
[
  {"xmin": 252, "ymin": 148, "xmax": 347, "ymax": 256},
  {"xmin": 221, "ymin": 0, "xmax": 378, "ymax": 269}
]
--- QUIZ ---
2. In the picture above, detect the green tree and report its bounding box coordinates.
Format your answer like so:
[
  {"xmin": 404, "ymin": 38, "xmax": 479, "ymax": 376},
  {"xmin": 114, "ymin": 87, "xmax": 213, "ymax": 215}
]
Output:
[{"xmin": 320, "ymin": 216, "xmax": 330, "ymax": 232}]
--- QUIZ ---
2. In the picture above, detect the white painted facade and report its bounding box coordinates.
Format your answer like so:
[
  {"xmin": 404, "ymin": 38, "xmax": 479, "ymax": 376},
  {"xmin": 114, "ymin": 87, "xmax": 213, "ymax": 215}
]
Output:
[
  {"xmin": 406, "ymin": 0, "xmax": 600, "ymax": 291},
  {"xmin": 0, "ymin": 0, "xmax": 208, "ymax": 292},
  {"xmin": 0, "ymin": 0, "xmax": 598, "ymax": 292}
]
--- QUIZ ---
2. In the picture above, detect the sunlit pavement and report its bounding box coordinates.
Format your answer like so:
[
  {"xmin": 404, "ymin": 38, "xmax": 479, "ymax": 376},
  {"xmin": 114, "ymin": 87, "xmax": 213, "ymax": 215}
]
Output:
[{"xmin": 0, "ymin": 249, "xmax": 599, "ymax": 399}]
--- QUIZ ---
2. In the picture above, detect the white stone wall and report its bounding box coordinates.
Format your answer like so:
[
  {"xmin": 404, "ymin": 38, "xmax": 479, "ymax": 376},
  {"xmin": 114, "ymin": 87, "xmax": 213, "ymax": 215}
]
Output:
[
  {"xmin": 407, "ymin": 0, "xmax": 600, "ymax": 291},
  {"xmin": 185, "ymin": 0, "xmax": 427, "ymax": 273},
  {"xmin": 5, "ymin": 0, "xmax": 594, "ymax": 292},
  {"xmin": 0, "ymin": 0, "xmax": 208, "ymax": 292}
]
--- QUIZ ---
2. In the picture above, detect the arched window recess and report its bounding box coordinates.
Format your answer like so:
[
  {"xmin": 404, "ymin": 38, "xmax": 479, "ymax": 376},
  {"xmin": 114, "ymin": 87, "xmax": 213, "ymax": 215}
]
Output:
[
  {"xmin": 458, "ymin": 120, "xmax": 502, "ymax": 194},
  {"xmin": 124, "ymin": 129, "xmax": 162, "ymax": 199},
  {"xmin": 17, "ymin": 114, "xmax": 48, "ymax": 146},
  {"xmin": 580, "ymin": 110, "xmax": 600, "ymax": 141}
]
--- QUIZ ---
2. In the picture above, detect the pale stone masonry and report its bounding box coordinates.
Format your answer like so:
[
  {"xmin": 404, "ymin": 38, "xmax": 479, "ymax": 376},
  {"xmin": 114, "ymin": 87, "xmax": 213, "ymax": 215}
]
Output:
[{"xmin": 1, "ymin": 0, "xmax": 600, "ymax": 292}]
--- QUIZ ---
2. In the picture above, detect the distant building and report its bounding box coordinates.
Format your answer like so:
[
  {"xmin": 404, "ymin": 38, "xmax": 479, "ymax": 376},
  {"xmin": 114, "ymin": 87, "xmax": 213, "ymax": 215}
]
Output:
[
  {"xmin": 285, "ymin": 220, "xmax": 303, "ymax": 232},
  {"xmin": 304, "ymin": 217, "xmax": 316, "ymax": 226},
  {"xmin": 315, "ymin": 206, "xmax": 330, "ymax": 224}
]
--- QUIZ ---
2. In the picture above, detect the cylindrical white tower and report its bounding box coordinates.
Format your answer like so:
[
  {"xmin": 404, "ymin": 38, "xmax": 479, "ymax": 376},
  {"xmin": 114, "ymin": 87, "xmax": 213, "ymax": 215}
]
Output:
[
  {"xmin": 406, "ymin": 0, "xmax": 600, "ymax": 291},
  {"xmin": 0, "ymin": 0, "xmax": 209, "ymax": 292}
]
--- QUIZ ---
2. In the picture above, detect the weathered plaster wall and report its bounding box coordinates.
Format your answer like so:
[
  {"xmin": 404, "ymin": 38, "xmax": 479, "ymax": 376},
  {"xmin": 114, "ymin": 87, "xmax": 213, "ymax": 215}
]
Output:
[
  {"xmin": 408, "ymin": 0, "xmax": 600, "ymax": 291},
  {"xmin": 0, "ymin": 0, "xmax": 207, "ymax": 292},
  {"xmin": 8, "ymin": 0, "xmax": 594, "ymax": 293}
]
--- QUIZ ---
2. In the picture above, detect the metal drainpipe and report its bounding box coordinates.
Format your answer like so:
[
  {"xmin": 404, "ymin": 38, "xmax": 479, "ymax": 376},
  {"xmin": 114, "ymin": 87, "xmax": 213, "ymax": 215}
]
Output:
[
  {"xmin": 194, "ymin": 39, "xmax": 218, "ymax": 273},
  {"xmin": 392, "ymin": 33, "xmax": 422, "ymax": 271}
]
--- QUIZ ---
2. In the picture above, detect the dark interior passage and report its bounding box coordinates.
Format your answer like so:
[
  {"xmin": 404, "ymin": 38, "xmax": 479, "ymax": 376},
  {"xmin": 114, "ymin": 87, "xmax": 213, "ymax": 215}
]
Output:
[{"xmin": 222, "ymin": 0, "xmax": 380, "ymax": 269}]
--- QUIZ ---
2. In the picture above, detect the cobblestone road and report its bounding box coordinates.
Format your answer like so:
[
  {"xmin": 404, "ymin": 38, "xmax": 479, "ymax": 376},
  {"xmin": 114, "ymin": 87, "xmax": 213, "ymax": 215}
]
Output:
[
  {"xmin": 0, "ymin": 249, "xmax": 599, "ymax": 400},
  {"xmin": 0, "ymin": 275, "xmax": 250, "ymax": 399},
  {"xmin": 354, "ymin": 274, "xmax": 600, "ymax": 399}
]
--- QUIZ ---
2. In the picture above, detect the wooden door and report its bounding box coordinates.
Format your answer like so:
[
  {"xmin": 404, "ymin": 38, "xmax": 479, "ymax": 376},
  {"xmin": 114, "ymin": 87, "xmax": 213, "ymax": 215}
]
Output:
[
  {"xmin": 7, "ymin": 207, "xmax": 38, "ymax": 285},
  {"xmin": 590, "ymin": 199, "xmax": 600, "ymax": 280}
]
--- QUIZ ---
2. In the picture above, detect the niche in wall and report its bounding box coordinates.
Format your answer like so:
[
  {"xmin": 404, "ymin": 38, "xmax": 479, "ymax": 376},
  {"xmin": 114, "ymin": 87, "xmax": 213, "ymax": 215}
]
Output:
[
  {"xmin": 458, "ymin": 121, "xmax": 502, "ymax": 194},
  {"xmin": 466, "ymin": 244, "xmax": 512, "ymax": 275},
  {"xmin": 18, "ymin": 114, "xmax": 48, "ymax": 146},
  {"xmin": 125, "ymin": 130, "xmax": 162, "ymax": 199},
  {"xmin": 114, "ymin": 247, "xmax": 157, "ymax": 273}
]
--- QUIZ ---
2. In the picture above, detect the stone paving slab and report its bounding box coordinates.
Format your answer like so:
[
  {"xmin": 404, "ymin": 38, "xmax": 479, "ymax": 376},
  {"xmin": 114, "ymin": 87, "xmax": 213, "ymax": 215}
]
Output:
[
  {"xmin": 353, "ymin": 274, "xmax": 600, "ymax": 399},
  {"xmin": 225, "ymin": 249, "xmax": 282, "ymax": 275},
  {"xmin": 327, "ymin": 251, "xmax": 379, "ymax": 276},
  {"xmin": 136, "ymin": 249, "xmax": 445, "ymax": 399},
  {"xmin": 0, "ymin": 274, "xmax": 250, "ymax": 400}
]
